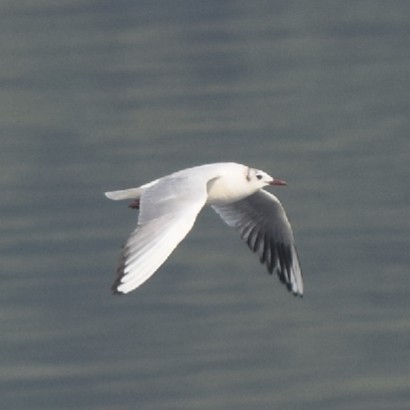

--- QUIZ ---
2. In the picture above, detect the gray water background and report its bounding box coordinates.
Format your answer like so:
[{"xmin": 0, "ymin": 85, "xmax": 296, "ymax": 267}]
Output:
[{"xmin": 1, "ymin": 1, "xmax": 409, "ymax": 409}]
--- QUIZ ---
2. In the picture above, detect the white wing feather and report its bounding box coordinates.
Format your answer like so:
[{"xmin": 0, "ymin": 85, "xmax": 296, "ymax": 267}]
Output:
[{"xmin": 112, "ymin": 174, "xmax": 209, "ymax": 294}]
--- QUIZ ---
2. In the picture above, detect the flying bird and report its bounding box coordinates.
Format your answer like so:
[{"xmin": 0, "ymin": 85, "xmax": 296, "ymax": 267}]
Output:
[{"xmin": 105, "ymin": 162, "xmax": 303, "ymax": 296}]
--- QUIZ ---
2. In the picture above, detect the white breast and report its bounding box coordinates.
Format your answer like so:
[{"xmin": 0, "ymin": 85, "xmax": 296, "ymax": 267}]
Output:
[{"xmin": 206, "ymin": 172, "xmax": 255, "ymax": 205}]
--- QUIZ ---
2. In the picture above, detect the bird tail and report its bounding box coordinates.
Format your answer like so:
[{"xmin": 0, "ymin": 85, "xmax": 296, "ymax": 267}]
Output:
[{"xmin": 105, "ymin": 188, "xmax": 142, "ymax": 200}]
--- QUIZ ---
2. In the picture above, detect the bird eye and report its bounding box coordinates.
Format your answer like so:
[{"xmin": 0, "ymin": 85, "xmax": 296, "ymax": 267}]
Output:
[{"xmin": 256, "ymin": 174, "xmax": 263, "ymax": 180}]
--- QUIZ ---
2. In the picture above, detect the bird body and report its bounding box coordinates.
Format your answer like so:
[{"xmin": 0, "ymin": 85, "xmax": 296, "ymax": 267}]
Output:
[
  {"xmin": 106, "ymin": 163, "xmax": 259, "ymax": 205},
  {"xmin": 106, "ymin": 162, "xmax": 303, "ymax": 296}
]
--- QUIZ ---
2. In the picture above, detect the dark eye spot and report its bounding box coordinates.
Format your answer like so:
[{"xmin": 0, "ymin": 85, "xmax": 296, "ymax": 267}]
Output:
[{"xmin": 256, "ymin": 174, "xmax": 263, "ymax": 180}]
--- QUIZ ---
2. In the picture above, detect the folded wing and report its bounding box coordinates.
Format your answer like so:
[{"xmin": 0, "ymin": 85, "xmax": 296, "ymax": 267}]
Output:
[{"xmin": 212, "ymin": 190, "xmax": 303, "ymax": 296}]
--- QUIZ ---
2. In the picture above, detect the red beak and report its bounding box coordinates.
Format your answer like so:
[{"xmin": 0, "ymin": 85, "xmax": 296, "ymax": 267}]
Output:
[{"xmin": 269, "ymin": 179, "xmax": 287, "ymax": 186}]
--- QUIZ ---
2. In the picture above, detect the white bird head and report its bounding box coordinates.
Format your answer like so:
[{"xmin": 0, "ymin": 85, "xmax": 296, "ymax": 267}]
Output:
[{"xmin": 247, "ymin": 167, "xmax": 287, "ymax": 189}]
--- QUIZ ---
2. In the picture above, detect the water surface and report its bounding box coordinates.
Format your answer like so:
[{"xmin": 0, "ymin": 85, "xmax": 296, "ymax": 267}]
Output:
[{"xmin": 1, "ymin": 1, "xmax": 409, "ymax": 409}]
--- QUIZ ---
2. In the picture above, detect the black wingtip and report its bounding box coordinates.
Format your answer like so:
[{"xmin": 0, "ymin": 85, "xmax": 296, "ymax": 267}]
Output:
[
  {"xmin": 111, "ymin": 283, "xmax": 123, "ymax": 295},
  {"xmin": 110, "ymin": 245, "xmax": 127, "ymax": 295}
]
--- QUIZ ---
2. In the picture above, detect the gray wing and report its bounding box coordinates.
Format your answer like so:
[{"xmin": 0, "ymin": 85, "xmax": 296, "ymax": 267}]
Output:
[
  {"xmin": 112, "ymin": 174, "xmax": 210, "ymax": 294},
  {"xmin": 212, "ymin": 189, "xmax": 303, "ymax": 296}
]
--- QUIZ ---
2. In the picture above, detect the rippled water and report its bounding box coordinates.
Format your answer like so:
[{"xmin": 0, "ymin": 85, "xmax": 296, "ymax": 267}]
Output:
[{"xmin": 1, "ymin": 1, "xmax": 409, "ymax": 409}]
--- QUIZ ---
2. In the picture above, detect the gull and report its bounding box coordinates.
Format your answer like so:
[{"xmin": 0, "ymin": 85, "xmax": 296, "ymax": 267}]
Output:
[{"xmin": 105, "ymin": 162, "xmax": 303, "ymax": 296}]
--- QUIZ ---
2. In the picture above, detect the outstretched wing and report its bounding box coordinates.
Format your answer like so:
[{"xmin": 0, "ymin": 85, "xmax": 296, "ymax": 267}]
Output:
[
  {"xmin": 112, "ymin": 174, "xmax": 210, "ymax": 294},
  {"xmin": 212, "ymin": 189, "xmax": 303, "ymax": 296}
]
